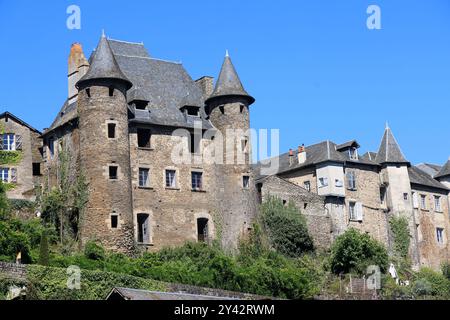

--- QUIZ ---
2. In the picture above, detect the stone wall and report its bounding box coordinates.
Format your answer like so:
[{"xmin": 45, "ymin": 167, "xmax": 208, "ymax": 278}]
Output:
[
  {"xmin": 258, "ymin": 175, "xmax": 332, "ymax": 249},
  {"xmin": 412, "ymin": 185, "xmax": 450, "ymax": 270},
  {"xmin": 0, "ymin": 262, "xmax": 27, "ymax": 280}
]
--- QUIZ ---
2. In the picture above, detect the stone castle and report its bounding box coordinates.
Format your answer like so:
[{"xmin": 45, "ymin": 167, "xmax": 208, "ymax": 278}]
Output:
[{"xmin": 1, "ymin": 34, "xmax": 449, "ymax": 270}]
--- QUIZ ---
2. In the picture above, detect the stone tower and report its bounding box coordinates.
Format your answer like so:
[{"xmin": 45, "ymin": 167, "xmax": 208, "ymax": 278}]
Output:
[
  {"xmin": 75, "ymin": 34, "xmax": 135, "ymax": 253},
  {"xmin": 375, "ymin": 125, "xmax": 419, "ymax": 267},
  {"xmin": 206, "ymin": 51, "xmax": 258, "ymax": 250}
]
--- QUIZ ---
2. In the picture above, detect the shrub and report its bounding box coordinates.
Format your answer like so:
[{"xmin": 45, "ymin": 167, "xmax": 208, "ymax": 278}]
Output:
[
  {"xmin": 260, "ymin": 196, "xmax": 314, "ymax": 257},
  {"xmin": 413, "ymin": 268, "xmax": 450, "ymax": 299},
  {"xmin": 389, "ymin": 216, "xmax": 410, "ymax": 259},
  {"xmin": 84, "ymin": 241, "xmax": 105, "ymax": 261},
  {"xmin": 441, "ymin": 262, "xmax": 450, "ymax": 281},
  {"xmin": 38, "ymin": 232, "xmax": 49, "ymax": 266},
  {"xmin": 330, "ymin": 228, "xmax": 388, "ymax": 275}
]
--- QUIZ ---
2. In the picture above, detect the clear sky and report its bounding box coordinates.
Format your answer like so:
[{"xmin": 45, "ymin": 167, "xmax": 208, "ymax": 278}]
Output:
[{"xmin": 0, "ymin": 0, "xmax": 449, "ymax": 165}]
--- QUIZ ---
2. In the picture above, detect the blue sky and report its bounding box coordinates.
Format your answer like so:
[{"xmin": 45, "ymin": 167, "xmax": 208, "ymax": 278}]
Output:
[{"xmin": 0, "ymin": 0, "xmax": 449, "ymax": 165}]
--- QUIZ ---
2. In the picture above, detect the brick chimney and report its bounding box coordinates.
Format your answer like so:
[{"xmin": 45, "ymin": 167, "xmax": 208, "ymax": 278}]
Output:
[
  {"xmin": 289, "ymin": 149, "xmax": 294, "ymax": 165},
  {"xmin": 297, "ymin": 144, "xmax": 306, "ymax": 164},
  {"xmin": 68, "ymin": 43, "xmax": 89, "ymax": 104}
]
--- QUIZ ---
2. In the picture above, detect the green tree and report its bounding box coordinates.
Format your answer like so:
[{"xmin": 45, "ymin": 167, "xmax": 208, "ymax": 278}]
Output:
[
  {"xmin": 330, "ymin": 228, "xmax": 388, "ymax": 275},
  {"xmin": 38, "ymin": 231, "xmax": 49, "ymax": 266},
  {"xmin": 260, "ymin": 196, "xmax": 314, "ymax": 257}
]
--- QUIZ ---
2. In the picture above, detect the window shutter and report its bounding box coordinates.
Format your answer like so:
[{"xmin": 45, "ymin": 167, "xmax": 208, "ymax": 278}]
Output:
[
  {"xmin": 11, "ymin": 168, "xmax": 17, "ymax": 183},
  {"xmin": 412, "ymin": 193, "xmax": 419, "ymax": 208},
  {"xmin": 15, "ymin": 135, "xmax": 22, "ymax": 150},
  {"xmin": 0, "ymin": 135, "xmax": 3, "ymax": 150},
  {"xmin": 356, "ymin": 202, "xmax": 364, "ymax": 221}
]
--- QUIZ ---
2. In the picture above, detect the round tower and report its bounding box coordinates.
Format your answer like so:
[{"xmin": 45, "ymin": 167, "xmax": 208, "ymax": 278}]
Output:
[
  {"xmin": 76, "ymin": 34, "xmax": 135, "ymax": 253},
  {"xmin": 206, "ymin": 51, "xmax": 258, "ymax": 250}
]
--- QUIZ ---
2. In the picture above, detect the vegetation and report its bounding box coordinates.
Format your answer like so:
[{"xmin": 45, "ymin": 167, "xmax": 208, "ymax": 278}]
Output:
[
  {"xmin": 329, "ymin": 228, "xmax": 389, "ymax": 275},
  {"xmin": 260, "ymin": 196, "xmax": 314, "ymax": 257},
  {"xmin": 0, "ymin": 150, "xmax": 22, "ymax": 166}
]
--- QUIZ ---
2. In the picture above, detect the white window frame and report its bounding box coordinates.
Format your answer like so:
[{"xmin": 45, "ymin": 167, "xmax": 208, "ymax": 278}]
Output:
[
  {"xmin": 349, "ymin": 147, "xmax": 358, "ymax": 160},
  {"xmin": 319, "ymin": 177, "xmax": 328, "ymax": 188},
  {"xmin": 243, "ymin": 175, "xmax": 250, "ymax": 189},
  {"xmin": 303, "ymin": 181, "xmax": 311, "ymax": 192},
  {"xmin": 138, "ymin": 168, "xmax": 150, "ymax": 188},
  {"xmin": 349, "ymin": 201, "xmax": 363, "ymax": 222},
  {"xmin": 434, "ymin": 196, "xmax": 442, "ymax": 212},
  {"xmin": 0, "ymin": 168, "xmax": 9, "ymax": 182},
  {"xmin": 420, "ymin": 194, "xmax": 427, "ymax": 210},
  {"xmin": 165, "ymin": 169, "xmax": 177, "ymax": 188},
  {"xmin": 191, "ymin": 171, "xmax": 203, "ymax": 191},
  {"xmin": 412, "ymin": 192, "xmax": 419, "ymax": 209}
]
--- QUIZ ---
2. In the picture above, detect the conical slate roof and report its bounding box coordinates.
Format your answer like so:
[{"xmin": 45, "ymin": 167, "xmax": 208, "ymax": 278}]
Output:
[
  {"xmin": 76, "ymin": 34, "xmax": 132, "ymax": 90},
  {"xmin": 206, "ymin": 52, "xmax": 254, "ymax": 104},
  {"xmin": 375, "ymin": 126, "xmax": 409, "ymax": 164},
  {"xmin": 435, "ymin": 158, "xmax": 450, "ymax": 179}
]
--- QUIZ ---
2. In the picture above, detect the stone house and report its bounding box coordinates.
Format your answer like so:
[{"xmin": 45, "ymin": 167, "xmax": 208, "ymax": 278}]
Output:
[
  {"xmin": 0, "ymin": 112, "xmax": 42, "ymax": 201},
  {"xmin": 256, "ymin": 126, "xmax": 450, "ymax": 270}
]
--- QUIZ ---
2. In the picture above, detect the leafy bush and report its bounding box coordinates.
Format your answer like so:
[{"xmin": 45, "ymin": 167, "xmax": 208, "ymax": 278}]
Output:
[
  {"xmin": 329, "ymin": 228, "xmax": 388, "ymax": 275},
  {"xmin": 442, "ymin": 262, "xmax": 450, "ymax": 281},
  {"xmin": 260, "ymin": 196, "xmax": 314, "ymax": 257},
  {"xmin": 84, "ymin": 241, "xmax": 105, "ymax": 261},
  {"xmin": 412, "ymin": 268, "xmax": 450, "ymax": 299},
  {"xmin": 389, "ymin": 216, "xmax": 410, "ymax": 258},
  {"xmin": 38, "ymin": 232, "xmax": 49, "ymax": 266}
]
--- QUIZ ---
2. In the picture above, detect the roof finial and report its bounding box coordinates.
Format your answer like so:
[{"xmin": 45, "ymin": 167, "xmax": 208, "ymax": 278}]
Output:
[
  {"xmin": 385, "ymin": 121, "xmax": 389, "ymax": 130},
  {"xmin": 225, "ymin": 49, "xmax": 229, "ymax": 57},
  {"xmin": 102, "ymin": 29, "xmax": 106, "ymax": 38}
]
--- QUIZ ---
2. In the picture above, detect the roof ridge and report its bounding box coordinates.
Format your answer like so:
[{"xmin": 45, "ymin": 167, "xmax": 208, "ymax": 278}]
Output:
[{"xmin": 107, "ymin": 38, "xmax": 144, "ymax": 45}]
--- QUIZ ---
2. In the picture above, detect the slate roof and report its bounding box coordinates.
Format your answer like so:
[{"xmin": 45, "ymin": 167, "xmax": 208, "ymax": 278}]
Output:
[
  {"xmin": 76, "ymin": 35, "xmax": 132, "ymax": 90},
  {"xmin": 336, "ymin": 140, "xmax": 360, "ymax": 151},
  {"xmin": 206, "ymin": 53, "xmax": 255, "ymax": 105},
  {"xmin": 44, "ymin": 36, "xmax": 217, "ymax": 135},
  {"xmin": 255, "ymin": 140, "xmax": 378, "ymax": 179},
  {"xmin": 435, "ymin": 159, "xmax": 450, "ymax": 179},
  {"xmin": 0, "ymin": 112, "xmax": 41, "ymax": 134},
  {"xmin": 408, "ymin": 165, "xmax": 449, "ymax": 191},
  {"xmin": 416, "ymin": 163, "xmax": 442, "ymax": 178},
  {"xmin": 106, "ymin": 287, "xmax": 237, "ymax": 301},
  {"xmin": 361, "ymin": 152, "xmax": 378, "ymax": 161},
  {"xmin": 375, "ymin": 127, "xmax": 409, "ymax": 164}
]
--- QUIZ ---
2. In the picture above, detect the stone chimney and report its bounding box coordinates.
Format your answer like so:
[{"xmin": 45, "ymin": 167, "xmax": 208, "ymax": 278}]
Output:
[
  {"xmin": 68, "ymin": 43, "xmax": 89, "ymax": 104},
  {"xmin": 195, "ymin": 76, "xmax": 214, "ymax": 101},
  {"xmin": 297, "ymin": 144, "xmax": 306, "ymax": 164}
]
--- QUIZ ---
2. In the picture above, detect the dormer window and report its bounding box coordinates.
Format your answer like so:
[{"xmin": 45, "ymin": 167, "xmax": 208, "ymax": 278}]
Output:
[
  {"xmin": 182, "ymin": 106, "xmax": 200, "ymax": 117},
  {"xmin": 134, "ymin": 101, "xmax": 149, "ymax": 110},
  {"xmin": 349, "ymin": 147, "xmax": 358, "ymax": 160}
]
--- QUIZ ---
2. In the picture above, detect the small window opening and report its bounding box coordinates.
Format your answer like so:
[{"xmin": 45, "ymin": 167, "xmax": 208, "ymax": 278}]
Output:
[
  {"xmin": 137, "ymin": 128, "xmax": 151, "ymax": 148},
  {"xmin": 134, "ymin": 101, "xmax": 148, "ymax": 110},
  {"xmin": 32, "ymin": 163, "xmax": 41, "ymax": 176},
  {"xmin": 86, "ymin": 88, "xmax": 91, "ymax": 97},
  {"xmin": 109, "ymin": 87, "xmax": 114, "ymax": 97},
  {"xmin": 111, "ymin": 215, "xmax": 118, "ymax": 229},
  {"xmin": 109, "ymin": 166, "xmax": 118, "ymax": 180},
  {"xmin": 108, "ymin": 123, "xmax": 116, "ymax": 139},
  {"xmin": 186, "ymin": 106, "xmax": 200, "ymax": 116},
  {"xmin": 197, "ymin": 218, "xmax": 209, "ymax": 242},
  {"xmin": 240, "ymin": 105, "xmax": 244, "ymax": 113},
  {"xmin": 165, "ymin": 170, "xmax": 176, "ymax": 188},
  {"xmin": 137, "ymin": 213, "xmax": 150, "ymax": 244},
  {"xmin": 191, "ymin": 172, "xmax": 203, "ymax": 191},
  {"xmin": 243, "ymin": 176, "xmax": 250, "ymax": 189},
  {"xmin": 219, "ymin": 105, "xmax": 225, "ymax": 114}
]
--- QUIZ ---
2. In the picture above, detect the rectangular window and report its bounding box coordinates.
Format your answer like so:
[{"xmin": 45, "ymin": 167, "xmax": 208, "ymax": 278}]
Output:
[
  {"xmin": 108, "ymin": 123, "xmax": 116, "ymax": 139},
  {"xmin": 335, "ymin": 179, "xmax": 343, "ymax": 187},
  {"xmin": 165, "ymin": 170, "xmax": 176, "ymax": 188},
  {"xmin": 303, "ymin": 181, "xmax": 311, "ymax": 192},
  {"xmin": 436, "ymin": 228, "xmax": 444, "ymax": 244},
  {"xmin": 190, "ymin": 133, "xmax": 201, "ymax": 154},
  {"xmin": 380, "ymin": 187, "xmax": 387, "ymax": 204},
  {"xmin": 434, "ymin": 196, "xmax": 442, "ymax": 212},
  {"xmin": 109, "ymin": 166, "xmax": 118, "ymax": 180},
  {"xmin": 243, "ymin": 176, "xmax": 250, "ymax": 189},
  {"xmin": 420, "ymin": 195, "xmax": 427, "ymax": 210},
  {"xmin": 111, "ymin": 215, "xmax": 118, "ymax": 229},
  {"xmin": 32, "ymin": 163, "xmax": 41, "ymax": 176},
  {"xmin": 139, "ymin": 168, "xmax": 150, "ymax": 188},
  {"xmin": 191, "ymin": 172, "xmax": 203, "ymax": 191},
  {"xmin": 403, "ymin": 193, "xmax": 409, "ymax": 201},
  {"xmin": 137, "ymin": 128, "xmax": 151, "ymax": 148},
  {"xmin": 349, "ymin": 148, "xmax": 358, "ymax": 160},
  {"xmin": 0, "ymin": 168, "xmax": 9, "ymax": 182},
  {"xmin": 349, "ymin": 202, "xmax": 357, "ymax": 221},
  {"xmin": 412, "ymin": 192, "xmax": 419, "ymax": 208},
  {"xmin": 137, "ymin": 213, "xmax": 150, "ymax": 244},
  {"xmin": 1, "ymin": 134, "xmax": 15, "ymax": 151},
  {"xmin": 319, "ymin": 177, "xmax": 328, "ymax": 187},
  {"xmin": 346, "ymin": 172, "xmax": 356, "ymax": 190},
  {"xmin": 48, "ymin": 138, "xmax": 55, "ymax": 158}
]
